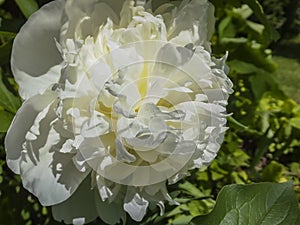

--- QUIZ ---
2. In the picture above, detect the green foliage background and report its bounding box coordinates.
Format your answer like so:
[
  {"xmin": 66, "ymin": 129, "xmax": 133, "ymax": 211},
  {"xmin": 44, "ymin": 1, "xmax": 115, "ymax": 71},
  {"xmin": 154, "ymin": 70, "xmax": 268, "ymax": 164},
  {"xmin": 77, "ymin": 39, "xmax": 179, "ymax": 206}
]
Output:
[{"xmin": 0, "ymin": 0, "xmax": 299, "ymax": 224}]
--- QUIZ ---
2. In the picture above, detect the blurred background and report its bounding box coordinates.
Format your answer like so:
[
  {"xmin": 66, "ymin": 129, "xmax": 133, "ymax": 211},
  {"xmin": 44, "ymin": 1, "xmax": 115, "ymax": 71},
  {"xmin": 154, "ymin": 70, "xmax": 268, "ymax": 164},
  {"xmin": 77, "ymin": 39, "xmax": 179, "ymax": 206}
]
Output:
[{"xmin": 0, "ymin": 0, "xmax": 299, "ymax": 224}]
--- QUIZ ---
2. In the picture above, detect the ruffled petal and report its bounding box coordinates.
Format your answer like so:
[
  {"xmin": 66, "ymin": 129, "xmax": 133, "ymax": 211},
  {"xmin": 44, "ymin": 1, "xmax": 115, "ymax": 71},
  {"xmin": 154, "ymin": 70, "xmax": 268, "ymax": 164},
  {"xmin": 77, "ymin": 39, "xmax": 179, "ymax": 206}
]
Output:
[
  {"xmin": 11, "ymin": 0, "xmax": 65, "ymax": 100},
  {"xmin": 124, "ymin": 187, "xmax": 149, "ymax": 222},
  {"xmin": 81, "ymin": 112, "xmax": 109, "ymax": 138}
]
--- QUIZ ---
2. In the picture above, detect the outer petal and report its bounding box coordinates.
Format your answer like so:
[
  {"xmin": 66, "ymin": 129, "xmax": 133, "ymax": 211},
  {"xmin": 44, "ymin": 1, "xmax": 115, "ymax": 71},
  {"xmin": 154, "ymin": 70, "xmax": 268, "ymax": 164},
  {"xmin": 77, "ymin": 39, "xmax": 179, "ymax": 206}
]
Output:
[
  {"xmin": 20, "ymin": 140, "xmax": 90, "ymax": 205},
  {"xmin": 5, "ymin": 91, "xmax": 57, "ymax": 174},
  {"xmin": 11, "ymin": 0, "xmax": 65, "ymax": 100},
  {"xmin": 62, "ymin": 0, "xmax": 123, "ymax": 40},
  {"xmin": 168, "ymin": 0, "xmax": 215, "ymax": 50},
  {"xmin": 52, "ymin": 176, "xmax": 98, "ymax": 224},
  {"xmin": 6, "ymin": 90, "xmax": 90, "ymax": 206},
  {"xmin": 19, "ymin": 118, "xmax": 90, "ymax": 205}
]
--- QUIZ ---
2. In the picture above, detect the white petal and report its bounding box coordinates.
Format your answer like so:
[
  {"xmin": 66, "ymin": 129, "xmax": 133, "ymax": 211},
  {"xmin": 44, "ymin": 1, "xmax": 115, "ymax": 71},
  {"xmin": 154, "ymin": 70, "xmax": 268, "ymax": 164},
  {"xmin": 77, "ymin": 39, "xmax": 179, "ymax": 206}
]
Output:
[
  {"xmin": 169, "ymin": 30, "xmax": 196, "ymax": 46},
  {"xmin": 20, "ymin": 126, "xmax": 90, "ymax": 206},
  {"xmin": 6, "ymin": 92, "xmax": 90, "ymax": 205},
  {"xmin": 5, "ymin": 91, "xmax": 57, "ymax": 174},
  {"xmin": 96, "ymin": 175, "xmax": 113, "ymax": 201},
  {"xmin": 164, "ymin": 86, "xmax": 193, "ymax": 93},
  {"xmin": 78, "ymin": 137, "xmax": 108, "ymax": 164},
  {"xmin": 125, "ymin": 132, "xmax": 165, "ymax": 152},
  {"xmin": 115, "ymin": 138, "xmax": 136, "ymax": 163},
  {"xmin": 119, "ymin": 0, "xmax": 146, "ymax": 28},
  {"xmin": 63, "ymin": 0, "xmax": 120, "ymax": 40},
  {"xmin": 60, "ymin": 139, "xmax": 76, "ymax": 154},
  {"xmin": 124, "ymin": 188, "xmax": 149, "ymax": 222},
  {"xmin": 11, "ymin": 0, "xmax": 65, "ymax": 100},
  {"xmin": 88, "ymin": 59, "xmax": 112, "ymax": 91},
  {"xmin": 135, "ymin": 150, "xmax": 159, "ymax": 163},
  {"xmin": 109, "ymin": 46, "xmax": 143, "ymax": 77},
  {"xmin": 113, "ymin": 98, "xmax": 136, "ymax": 118},
  {"xmin": 81, "ymin": 113, "xmax": 109, "ymax": 138},
  {"xmin": 72, "ymin": 152, "xmax": 90, "ymax": 173},
  {"xmin": 116, "ymin": 117, "xmax": 139, "ymax": 139},
  {"xmin": 73, "ymin": 218, "xmax": 85, "ymax": 225},
  {"xmin": 168, "ymin": 0, "xmax": 215, "ymax": 50}
]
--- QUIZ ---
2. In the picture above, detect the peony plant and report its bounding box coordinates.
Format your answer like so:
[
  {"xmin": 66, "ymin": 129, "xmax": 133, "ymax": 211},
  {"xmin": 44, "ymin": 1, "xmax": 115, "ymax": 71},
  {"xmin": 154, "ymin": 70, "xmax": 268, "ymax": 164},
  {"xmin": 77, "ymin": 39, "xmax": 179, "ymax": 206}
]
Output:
[{"xmin": 5, "ymin": 0, "xmax": 233, "ymax": 224}]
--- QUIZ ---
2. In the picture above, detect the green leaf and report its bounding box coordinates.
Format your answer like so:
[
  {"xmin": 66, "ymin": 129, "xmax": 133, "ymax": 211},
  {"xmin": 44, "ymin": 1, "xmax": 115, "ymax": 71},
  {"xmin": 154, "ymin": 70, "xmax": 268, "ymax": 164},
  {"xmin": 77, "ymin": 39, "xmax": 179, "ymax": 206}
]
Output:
[
  {"xmin": 165, "ymin": 204, "xmax": 190, "ymax": 218},
  {"xmin": 290, "ymin": 118, "xmax": 300, "ymax": 129},
  {"xmin": 227, "ymin": 116, "xmax": 259, "ymax": 134},
  {"xmin": 218, "ymin": 17, "xmax": 236, "ymax": 39},
  {"xmin": 14, "ymin": 0, "xmax": 39, "ymax": 18},
  {"xmin": 0, "ymin": 27, "xmax": 16, "ymax": 66},
  {"xmin": 191, "ymin": 182, "xmax": 300, "ymax": 225},
  {"xmin": 0, "ymin": 72, "xmax": 21, "ymax": 114},
  {"xmin": 0, "ymin": 31, "xmax": 16, "ymax": 39},
  {"xmin": 228, "ymin": 60, "xmax": 260, "ymax": 74},
  {"xmin": 231, "ymin": 44, "xmax": 276, "ymax": 72},
  {"xmin": 262, "ymin": 161, "xmax": 286, "ymax": 182},
  {"xmin": 0, "ymin": 110, "xmax": 14, "ymax": 132},
  {"xmin": 179, "ymin": 181, "xmax": 206, "ymax": 198},
  {"xmin": 221, "ymin": 37, "xmax": 248, "ymax": 44},
  {"xmin": 232, "ymin": 4, "xmax": 253, "ymax": 19},
  {"xmin": 172, "ymin": 215, "xmax": 193, "ymax": 225},
  {"xmin": 0, "ymin": 18, "xmax": 24, "ymax": 33},
  {"xmin": 210, "ymin": 161, "xmax": 228, "ymax": 181},
  {"xmin": 188, "ymin": 199, "xmax": 215, "ymax": 217},
  {"xmin": 241, "ymin": 0, "xmax": 280, "ymax": 43},
  {"xmin": 246, "ymin": 21, "xmax": 264, "ymax": 34},
  {"xmin": 0, "ymin": 38, "xmax": 13, "ymax": 66}
]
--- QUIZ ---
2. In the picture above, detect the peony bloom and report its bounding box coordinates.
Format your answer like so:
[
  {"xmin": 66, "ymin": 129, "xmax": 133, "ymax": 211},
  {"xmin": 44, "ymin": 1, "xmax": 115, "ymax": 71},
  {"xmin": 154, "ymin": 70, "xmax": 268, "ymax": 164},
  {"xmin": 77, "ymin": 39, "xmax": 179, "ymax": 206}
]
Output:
[{"xmin": 5, "ymin": 0, "xmax": 233, "ymax": 224}]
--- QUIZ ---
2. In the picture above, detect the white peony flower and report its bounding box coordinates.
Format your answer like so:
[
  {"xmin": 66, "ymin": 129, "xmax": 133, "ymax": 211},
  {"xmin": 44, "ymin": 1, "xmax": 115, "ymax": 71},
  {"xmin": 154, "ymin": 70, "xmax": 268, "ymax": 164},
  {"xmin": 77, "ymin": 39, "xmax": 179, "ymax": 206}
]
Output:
[{"xmin": 5, "ymin": 0, "xmax": 233, "ymax": 224}]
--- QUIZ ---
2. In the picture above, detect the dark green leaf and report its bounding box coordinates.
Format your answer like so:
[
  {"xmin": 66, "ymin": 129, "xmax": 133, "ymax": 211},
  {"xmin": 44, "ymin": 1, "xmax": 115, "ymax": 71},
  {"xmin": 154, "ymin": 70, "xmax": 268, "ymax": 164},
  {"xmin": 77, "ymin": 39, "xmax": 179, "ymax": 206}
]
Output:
[
  {"xmin": 231, "ymin": 44, "xmax": 276, "ymax": 72},
  {"xmin": 14, "ymin": 0, "xmax": 39, "ymax": 18},
  {"xmin": 191, "ymin": 182, "xmax": 300, "ymax": 225},
  {"xmin": 0, "ymin": 110, "xmax": 14, "ymax": 132},
  {"xmin": 0, "ymin": 72, "xmax": 21, "ymax": 114},
  {"xmin": 228, "ymin": 60, "xmax": 260, "ymax": 74},
  {"xmin": 0, "ymin": 18, "xmax": 24, "ymax": 33},
  {"xmin": 0, "ymin": 38, "xmax": 13, "ymax": 66},
  {"xmin": 0, "ymin": 31, "xmax": 16, "ymax": 39},
  {"xmin": 241, "ymin": 0, "xmax": 280, "ymax": 43}
]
